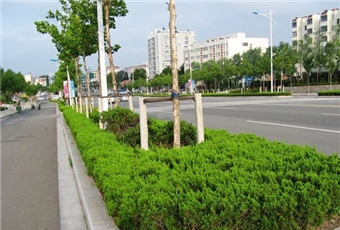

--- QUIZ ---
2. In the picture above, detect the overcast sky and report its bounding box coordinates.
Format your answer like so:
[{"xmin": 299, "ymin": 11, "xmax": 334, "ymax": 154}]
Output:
[{"xmin": 1, "ymin": 0, "xmax": 339, "ymax": 77}]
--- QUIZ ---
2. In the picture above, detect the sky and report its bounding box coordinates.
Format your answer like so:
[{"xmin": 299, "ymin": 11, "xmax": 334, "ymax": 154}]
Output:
[{"xmin": 1, "ymin": 0, "xmax": 339, "ymax": 77}]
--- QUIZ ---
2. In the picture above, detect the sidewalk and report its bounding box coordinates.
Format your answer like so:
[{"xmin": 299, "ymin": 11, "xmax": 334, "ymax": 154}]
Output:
[
  {"xmin": 0, "ymin": 104, "xmax": 23, "ymax": 118},
  {"xmin": 1, "ymin": 104, "xmax": 118, "ymax": 230}
]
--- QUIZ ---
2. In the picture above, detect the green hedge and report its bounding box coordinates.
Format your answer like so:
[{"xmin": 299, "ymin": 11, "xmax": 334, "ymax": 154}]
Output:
[
  {"xmin": 138, "ymin": 92, "xmax": 291, "ymax": 97},
  {"xmin": 60, "ymin": 104, "xmax": 340, "ymax": 230},
  {"xmin": 318, "ymin": 90, "xmax": 340, "ymax": 96}
]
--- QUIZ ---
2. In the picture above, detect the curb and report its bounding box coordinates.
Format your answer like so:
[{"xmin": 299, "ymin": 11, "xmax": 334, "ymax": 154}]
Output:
[{"xmin": 59, "ymin": 110, "xmax": 119, "ymax": 230}]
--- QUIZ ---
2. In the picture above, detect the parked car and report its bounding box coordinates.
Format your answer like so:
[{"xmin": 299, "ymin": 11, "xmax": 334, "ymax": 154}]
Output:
[
  {"xmin": 120, "ymin": 95, "xmax": 128, "ymax": 102},
  {"xmin": 52, "ymin": 94, "xmax": 61, "ymax": 100}
]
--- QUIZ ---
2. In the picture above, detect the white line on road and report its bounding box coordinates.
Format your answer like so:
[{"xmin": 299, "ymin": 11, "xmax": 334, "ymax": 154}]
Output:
[
  {"xmin": 247, "ymin": 120, "xmax": 340, "ymax": 134},
  {"xmin": 322, "ymin": 113, "xmax": 340, "ymax": 116}
]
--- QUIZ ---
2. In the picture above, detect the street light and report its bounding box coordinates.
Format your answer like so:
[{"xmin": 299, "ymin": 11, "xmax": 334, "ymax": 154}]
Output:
[
  {"xmin": 185, "ymin": 44, "xmax": 193, "ymax": 94},
  {"xmin": 253, "ymin": 9, "xmax": 276, "ymax": 93}
]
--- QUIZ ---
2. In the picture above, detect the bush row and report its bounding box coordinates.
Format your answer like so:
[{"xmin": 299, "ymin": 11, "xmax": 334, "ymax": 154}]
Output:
[
  {"xmin": 60, "ymin": 103, "xmax": 340, "ymax": 230},
  {"xmin": 138, "ymin": 92, "xmax": 291, "ymax": 98},
  {"xmin": 318, "ymin": 90, "xmax": 340, "ymax": 96}
]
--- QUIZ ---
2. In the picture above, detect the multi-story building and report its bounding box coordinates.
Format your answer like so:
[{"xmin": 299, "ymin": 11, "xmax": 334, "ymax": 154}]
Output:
[
  {"xmin": 24, "ymin": 73, "xmax": 34, "ymax": 84},
  {"xmin": 292, "ymin": 8, "xmax": 340, "ymax": 45},
  {"xmin": 124, "ymin": 63, "xmax": 149, "ymax": 80},
  {"xmin": 183, "ymin": 32, "xmax": 268, "ymax": 70},
  {"xmin": 147, "ymin": 28, "xmax": 196, "ymax": 78}
]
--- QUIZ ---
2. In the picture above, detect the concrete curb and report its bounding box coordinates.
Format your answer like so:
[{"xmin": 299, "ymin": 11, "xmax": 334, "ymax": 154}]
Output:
[
  {"xmin": 57, "ymin": 114, "xmax": 87, "ymax": 230},
  {"xmin": 59, "ymin": 110, "xmax": 119, "ymax": 230}
]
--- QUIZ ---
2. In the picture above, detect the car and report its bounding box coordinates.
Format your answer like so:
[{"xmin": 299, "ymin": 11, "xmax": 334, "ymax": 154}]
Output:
[
  {"xmin": 120, "ymin": 95, "xmax": 128, "ymax": 102},
  {"xmin": 52, "ymin": 94, "xmax": 61, "ymax": 100}
]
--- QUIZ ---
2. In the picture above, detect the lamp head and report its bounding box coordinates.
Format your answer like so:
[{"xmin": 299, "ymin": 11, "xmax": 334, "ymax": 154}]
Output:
[{"xmin": 253, "ymin": 12, "xmax": 258, "ymax": 15}]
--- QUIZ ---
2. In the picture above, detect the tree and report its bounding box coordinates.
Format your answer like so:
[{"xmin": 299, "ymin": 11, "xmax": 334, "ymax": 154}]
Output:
[
  {"xmin": 296, "ymin": 34, "xmax": 316, "ymax": 92},
  {"xmin": 116, "ymin": 70, "xmax": 128, "ymax": 83},
  {"xmin": 273, "ymin": 42, "xmax": 298, "ymax": 87},
  {"xmin": 103, "ymin": 0, "xmax": 128, "ymax": 107},
  {"xmin": 168, "ymin": 0, "xmax": 180, "ymax": 148},
  {"xmin": 322, "ymin": 25, "xmax": 340, "ymax": 89},
  {"xmin": 218, "ymin": 58, "xmax": 237, "ymax": 90},
  {"xmin": 200, "ymin": 59, "xmax": 221, "ymax": 92},
  {"xmin": 35, "ymin": 0, "xmax": 83, "ymax": 98},
  {"xmin": 0, "ymin": 68, "xmax": 27, "ymax": 102},
  {"xmin": 132, "ymin": 68, "xmax": 147, "ymax": 81}
]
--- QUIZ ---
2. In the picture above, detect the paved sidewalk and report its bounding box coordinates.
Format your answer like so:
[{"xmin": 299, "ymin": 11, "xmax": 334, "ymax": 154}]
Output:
[
  {"xmin": 0, "ymin": 104, "xmax": 24, "ymax": 118},
  {"xmin": 1, "ymin": 104, "xmax": 118, "ymax": 230}
]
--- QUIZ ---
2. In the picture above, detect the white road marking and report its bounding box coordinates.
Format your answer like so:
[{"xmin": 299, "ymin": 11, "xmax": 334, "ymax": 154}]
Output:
[
  {"xmin": 247, "ymin": 120, "xmax": 340, "ymax": 134},
  {"xmin": 322, "ymin": 113, "xmax": 340, "ymax": 116}
]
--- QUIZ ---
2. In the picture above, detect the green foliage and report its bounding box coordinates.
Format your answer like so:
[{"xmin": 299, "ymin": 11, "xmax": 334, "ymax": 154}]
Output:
[
  {"xmin": 99, "ymin": 107, "xmax": 197, "ymax": 149},
  {"xmin": 60, "ymin": 104, "xmax": 340, "ymax": 230},
  {"xmin": 202, "ymin": 92, "xmax": 292, "ymax": 97},
  {"xmin": 89, "ymin": 108, "xmax": 100, "ymax": 124},
  {"xmin": 318, "ymin": 90, "xmax": 340, "ymax": 96},
  {"xmin": 0, "ymin": 68, "xmax": 27, "ymax": 100}
]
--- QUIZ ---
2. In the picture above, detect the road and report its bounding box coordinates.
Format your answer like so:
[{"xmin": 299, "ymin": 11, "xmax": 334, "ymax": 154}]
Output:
[
  {"xmin": 1, "ymin": 100, "xmax": 60, "ymax": 230},
  {"xmin": 120, "ymin": 95, "xmax": 340, "ymax": 156}
]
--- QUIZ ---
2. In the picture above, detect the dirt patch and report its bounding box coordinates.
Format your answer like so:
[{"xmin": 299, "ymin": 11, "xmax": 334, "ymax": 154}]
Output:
[{"xmin": 317, "ymin": 215, "xmax": 340, "ymax": 230}]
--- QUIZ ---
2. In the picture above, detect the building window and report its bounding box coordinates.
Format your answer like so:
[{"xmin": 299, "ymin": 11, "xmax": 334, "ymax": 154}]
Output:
[
  {"xmin": 307, "ymin": 18, "xmax": 312, "ymax": 25},
  {"xmin": 322, "ymin": 36, "xmax": 327, "ymax": 42},
  {"xmin": 320, "ymin": 26, "xmax": 327, "ymax": 32},
  {"xmin": 242, "ymin": 42, "xmax": 248, "ymax": 46},
  {"xmin": 292, "ymin": 31, "xmax": 297, "ymax": 37},
  {"xmin": 292, "ymin": 22, "xmax": 297, "ymax": 28},
  {"xmin": 307, "ymin": 28, "xmax": 312, "ymax": 34},
  {"xmin": 337, "ymin": 19, "xmax": 340, "ymax": 24},
  {"xmin": 321, "ymin": 15, "xmax": 327, "ymax": 22}
]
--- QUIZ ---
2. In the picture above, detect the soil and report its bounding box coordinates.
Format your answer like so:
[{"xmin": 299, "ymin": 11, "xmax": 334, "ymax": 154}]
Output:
[{"xmin": 317, "ymin": 215, "xmax": 340, "ymax": 230}]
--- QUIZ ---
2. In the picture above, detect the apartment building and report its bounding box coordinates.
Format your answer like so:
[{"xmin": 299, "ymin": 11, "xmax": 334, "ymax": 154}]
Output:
[
  {"xmin": 292, "ymin": 8, "xmax": 340, "ymax": 45},
  {"xmin": 183, "ymin": 32, "xmax": 268, "ymax": 71},
  {"xmin": 147, "ymin": 28, "xmax": 196, "ymax": 78}
]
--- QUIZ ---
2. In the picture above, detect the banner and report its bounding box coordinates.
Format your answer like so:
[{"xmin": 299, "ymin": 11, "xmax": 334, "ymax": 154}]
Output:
[
  {"xmin": 63, "ymin": 81, "xmax": 69, "ymax": 98},
  {"xmin": 70, "ymin": 80, "xmax": 75, "ymax": 97}
]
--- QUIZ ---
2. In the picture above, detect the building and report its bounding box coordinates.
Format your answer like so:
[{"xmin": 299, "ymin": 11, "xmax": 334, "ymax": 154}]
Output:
[
  {"xmin": 24, "ymin": 73, "xmax": 34, "ymax": 84},
  {"xmin": 34, "ymin": 77, "xmax": 47, "ymax": 86},
  {"xmin": 183, "ymin": 32, "xmax": 268, "ymax": 70},
  {"xmin": 105, "ymin": 66, "xmax": 120, "ymax": 75},
  {"xmin": 292, "ymin": 8, "xmax": 340, "ymax": 45},
  {"xmin": 124, "ymin": 63, "xmax": 149, "ymax": 80},
  {"xmin": 147, "ymin": 28, "xmax": 196, "ymax": 78}
]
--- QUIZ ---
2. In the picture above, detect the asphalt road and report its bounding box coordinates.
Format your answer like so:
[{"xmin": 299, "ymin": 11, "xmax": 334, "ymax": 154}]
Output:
[
  {"xmin": 1, "ymin": 100, "xmax": 60, "ymax": 230},
  {"xmin": 120, "ymin": 95, "xmax": 340, "ymax": 156}
]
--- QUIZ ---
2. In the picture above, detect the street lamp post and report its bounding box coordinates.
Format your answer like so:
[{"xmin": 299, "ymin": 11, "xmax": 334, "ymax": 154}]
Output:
[
  {"xmin": 253, "ymin": 9, "xmax": 276, "ymax": 93},
  {"xmin": 185, "ymin": 45, "xmax": 193, "ymax": 94}
]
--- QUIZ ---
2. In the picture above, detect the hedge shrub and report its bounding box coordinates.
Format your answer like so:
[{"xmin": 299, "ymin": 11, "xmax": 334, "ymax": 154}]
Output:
[
  {"xmin": 318, "ymin": 90, "xmax": 340, "ymax": 96},
  {"xmin": 60, "ymin": 104, "xmax": 340, "ymax": 230}
]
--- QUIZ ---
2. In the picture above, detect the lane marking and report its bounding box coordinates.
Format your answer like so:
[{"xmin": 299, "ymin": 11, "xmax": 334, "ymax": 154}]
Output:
[
  {"xmin": 264, "ymin": 103, "xmax": 340, "ymax": 108},
  {"xmin": 322, "ymin": 113, "xmax": 340, "ymax": 116},
  {"xmin": 247, "ymin": 120, "xmax": 340, "ymax": 134},
  {"xmin": 212, "ymin": 107, "xmax": 237, "ymax": 110}
]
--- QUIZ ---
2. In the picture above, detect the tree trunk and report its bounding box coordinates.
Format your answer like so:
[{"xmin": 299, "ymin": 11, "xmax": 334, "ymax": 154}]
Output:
[
  {"xmin": 104, "ymin": 1, "xmax": 118, "ymax": 108},
  {"xmin": 75, "ymin": 57, "xmax": 81, "ymax": 96},
  {"xmin": 169, "ymin": 0, "xmax": 180, "ymax": 149},
  {"xmin": 83, "ymin": 54, "xmax": 92, "ymax": 112},
  {"xmin": 82, "ymin": 54, "xmax": 91, "ymax": 98}
]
